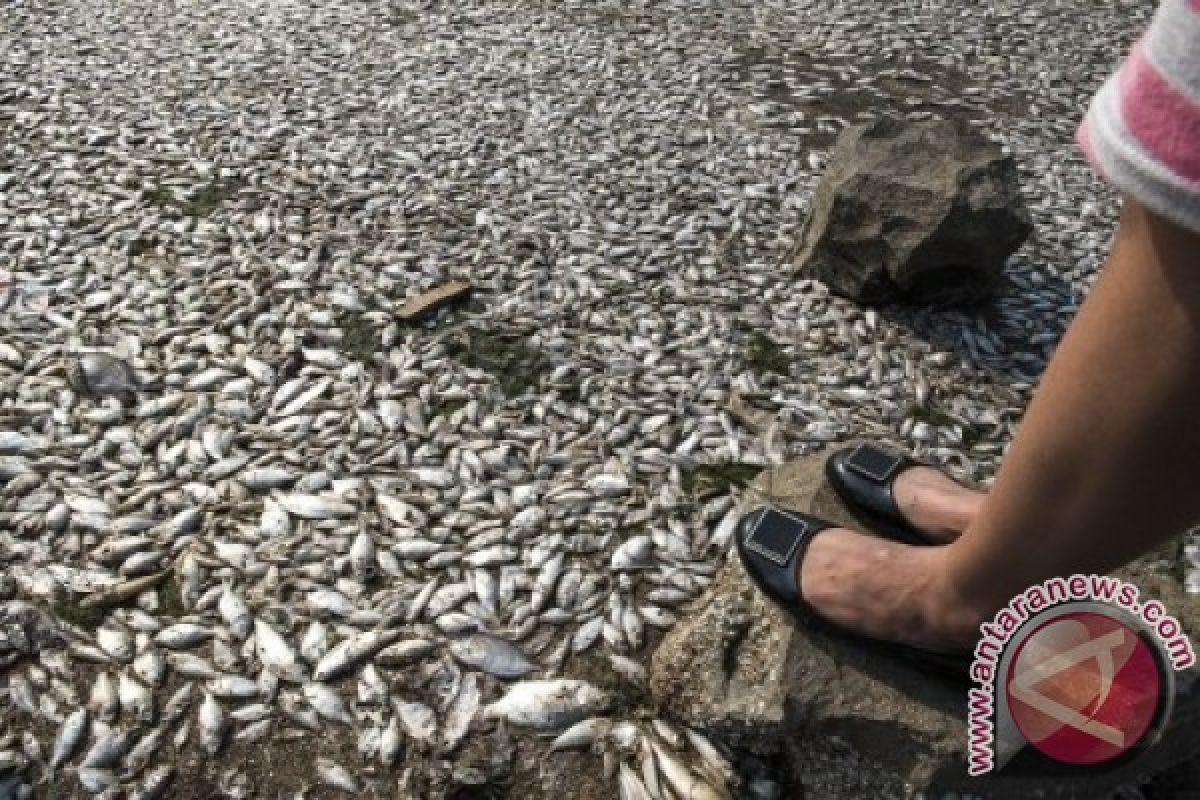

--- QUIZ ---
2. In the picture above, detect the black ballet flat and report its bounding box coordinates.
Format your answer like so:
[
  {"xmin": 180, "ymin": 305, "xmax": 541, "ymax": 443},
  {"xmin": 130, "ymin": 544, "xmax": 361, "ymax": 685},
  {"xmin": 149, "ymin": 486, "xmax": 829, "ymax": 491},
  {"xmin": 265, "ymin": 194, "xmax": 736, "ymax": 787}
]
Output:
[
  {"xmin": 735, "ymin": 505, "xmax": 972, "ymax": 682},
  {"xmin": 826, "ymin": 443, "xmax": 941, "ymax": 546}
]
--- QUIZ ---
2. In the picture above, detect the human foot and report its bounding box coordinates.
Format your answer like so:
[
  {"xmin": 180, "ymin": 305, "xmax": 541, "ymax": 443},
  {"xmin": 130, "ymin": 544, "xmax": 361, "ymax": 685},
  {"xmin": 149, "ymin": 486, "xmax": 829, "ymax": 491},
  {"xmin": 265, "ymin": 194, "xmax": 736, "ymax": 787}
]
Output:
[
  {"xmin": 827, "ymin": 445, "xmax": 986, "ymax": 544},
  {"xmin": 796, "ymin": 528, "xmax": 984, "ymax": 654},
  {"xmin": 891, "ymin": 466, "xmax": 986, "ymax": 543}
]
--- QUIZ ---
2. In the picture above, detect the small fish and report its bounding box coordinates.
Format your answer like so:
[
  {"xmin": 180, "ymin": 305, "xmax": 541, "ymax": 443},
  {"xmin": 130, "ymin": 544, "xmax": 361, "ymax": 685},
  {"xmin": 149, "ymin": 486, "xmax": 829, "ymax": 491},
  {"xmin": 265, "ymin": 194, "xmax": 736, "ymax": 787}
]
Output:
[
  {"xmin": 587, "ymin": 473, "xmax": 631, "ymax": 497},
  {"xmin": 96, "ymin": 627, "xmax": 135, "ymax": 663},
  {"xmin": 441, "ymin": 672, "xmax": 480, "ymax": 752},
  {"xmin": 208, "ymin": 675, "xmax": 261, "ymax": 700},
  {"xmin": 379, "ymin": 715, "xmax": 403, "ymax": 766},
  {"xmin": 254, "ymin": 618, "xmax": 306, "ymax": 682},
  {"xmin": 154, "ymin": 623, "xmax": 213, "ymax": 650},
  {"xmin": 375, "ymin": 639, "xmax": 438, "ymax": 667},
  {"xmin": 611, "ymin": 536, "xmax": 655, "ymax": 570},
  {"xmin": 654, "ymin": 741, "xmax": 727, "ymax": 800},
  {"xmin": 81, "ymin": 728, "xmax": 136, "ymax": 769},
  {"xmin": 484, "ymin": 680, "xmax": 613, "ymax": 729},
  {"xmin": 48, "ymin": 708, "xmax": 89, "ymax": 771},
  {"xmin": 129, "ymin": 765, "xmax": 174, "ymax": 800},
  {"xmin": 276, "ymin": 493, "xmax": 355, "ymax": 519},
  {"xmin": 132, "ymin": 650, "xmax": 167, "ymax": 688},
  {"xmin": 448, "ymin": 634, "xmax": 539, "ymax": 678},
  {"xmin": 316, "ymin": 758, "xmax": 358, "ymax": 792},
  {"xmin": 303, "ymin": 683, "xmax": 354, "ymax": 725},
  {"xmin": 81, "ymin": 571, "xmax": 170, "ymax": 609},
  {"xmin": 349, "ymin": 531, "xmax": 377, "ymax": 581},
  {"xmin": 123, "ymin": 725, "xmax": 165, "ymax": 776},
  {"xmin": 235, "ymin": 719, "xmax": 273, "ymax": 743},
  {"xmin": 549, "ymin": 717, "xmax": 611, "ymax": 752},
  {"xmin": 77, "ymin": 767, "xmax": 117, "ymax": 794},
  {"xmin": 198, "ymin": 692, "xmax": 228, "ymax": 755},
  {"xmin": 393, "ymin": 700, "xmax": 437, "ymax": 743},
  {"xmin": 89, "ymin": 673, "xmax": 120, "ymax": 722},
  {"xmin": 619, "ymin": 762, "xmax": 654, "ymax": 800},
  {"xmin": 118, "ymin": 672, "xmax": 154, "ymax": 723},
  {"xmin": 238, "ymin": 467, "xmax": 296, "ymax": 491},
  {"xmin": 313, "ymin": 628, "xmax": 403, "ymax": 682},
  {"xmin": 218, "ymin": 588, "xmax": 252, "ymax": 639}
]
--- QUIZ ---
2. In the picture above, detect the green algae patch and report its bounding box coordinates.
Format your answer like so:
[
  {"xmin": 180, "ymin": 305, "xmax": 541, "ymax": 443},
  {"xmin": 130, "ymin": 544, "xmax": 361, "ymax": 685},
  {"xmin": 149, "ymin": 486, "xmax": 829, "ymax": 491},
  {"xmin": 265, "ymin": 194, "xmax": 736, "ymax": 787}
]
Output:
[
  {"xmin": 158, "ymin": 572, "xmax": 186, "ymax": 618},
  {"xmin": 743, "ymin": 331, "xmax": 791, "ymax": 376},
  {"xmin": 445, "ymin": 329, "xmax": 548, "ymax": 398},
  {"xmin": 682, "ymin": 462, "xmax": 764, "ymax": 496},
  {"xmin": 53, "ymin": 598, "xmax": 106, "ymax": 630},
  {"xmin": 337, "ymin": 310, "xmax": 375, "ymax": 363}
]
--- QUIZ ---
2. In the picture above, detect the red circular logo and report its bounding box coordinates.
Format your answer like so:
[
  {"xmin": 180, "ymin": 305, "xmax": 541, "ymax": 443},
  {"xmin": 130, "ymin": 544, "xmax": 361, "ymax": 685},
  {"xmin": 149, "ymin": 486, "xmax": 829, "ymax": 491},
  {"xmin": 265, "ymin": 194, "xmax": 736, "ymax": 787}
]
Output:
[{"xmin": 1006, "ymin": 611, "xmax": 1162, "ymax": 765}]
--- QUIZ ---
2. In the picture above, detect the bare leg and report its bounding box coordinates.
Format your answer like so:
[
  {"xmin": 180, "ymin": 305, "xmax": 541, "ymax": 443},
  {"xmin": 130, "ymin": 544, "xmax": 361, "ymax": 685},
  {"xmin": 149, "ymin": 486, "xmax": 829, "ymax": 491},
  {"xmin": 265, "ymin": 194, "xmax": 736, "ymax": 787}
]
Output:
[
  {"xmin": 942, "ymin": 197, "xmax": 1200, "ymax": 612},
  {"xmin": 798, "ymin": 197, "xmax": 1200, "ymax": 651}
]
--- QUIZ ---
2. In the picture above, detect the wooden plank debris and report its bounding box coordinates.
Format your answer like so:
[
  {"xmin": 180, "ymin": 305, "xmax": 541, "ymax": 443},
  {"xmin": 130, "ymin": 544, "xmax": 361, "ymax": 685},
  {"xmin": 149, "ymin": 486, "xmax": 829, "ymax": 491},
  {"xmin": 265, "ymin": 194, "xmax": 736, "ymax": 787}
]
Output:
[{"xmin": 396, "ymin": 279, "xmax": 473, "ymax": 322}]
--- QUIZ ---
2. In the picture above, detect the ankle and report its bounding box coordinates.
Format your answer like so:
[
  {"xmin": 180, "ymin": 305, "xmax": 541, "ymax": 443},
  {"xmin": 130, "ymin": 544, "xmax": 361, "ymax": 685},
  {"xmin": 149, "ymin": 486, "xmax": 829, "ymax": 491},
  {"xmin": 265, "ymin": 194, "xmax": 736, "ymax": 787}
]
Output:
[{"xmin": 917, "ymin": 548, "xmax": 993, "ymax": 650}]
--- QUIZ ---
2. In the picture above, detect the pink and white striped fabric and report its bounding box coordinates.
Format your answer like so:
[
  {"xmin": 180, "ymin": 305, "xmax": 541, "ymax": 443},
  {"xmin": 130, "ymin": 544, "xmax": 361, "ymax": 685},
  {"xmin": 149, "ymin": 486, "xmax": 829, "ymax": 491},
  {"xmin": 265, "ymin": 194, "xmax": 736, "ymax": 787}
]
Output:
[{"xmin": 1078, "ymin": 0, "xmax": 1200, "ymax": 233}]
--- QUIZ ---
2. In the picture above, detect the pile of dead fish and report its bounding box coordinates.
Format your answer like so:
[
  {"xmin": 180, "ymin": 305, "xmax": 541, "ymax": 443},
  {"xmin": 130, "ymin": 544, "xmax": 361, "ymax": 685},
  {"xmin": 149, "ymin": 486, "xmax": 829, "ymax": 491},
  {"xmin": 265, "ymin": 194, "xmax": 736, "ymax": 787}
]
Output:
[{"xmin": 1, "ymin": 356, "xmax": 748, "ymax": 796}]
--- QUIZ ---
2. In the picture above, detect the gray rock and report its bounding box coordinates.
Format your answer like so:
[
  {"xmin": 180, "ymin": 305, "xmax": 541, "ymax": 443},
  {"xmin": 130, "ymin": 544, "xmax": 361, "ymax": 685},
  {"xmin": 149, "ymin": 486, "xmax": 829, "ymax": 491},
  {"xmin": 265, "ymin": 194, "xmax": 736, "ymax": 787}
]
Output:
[
  {"xmin": 649, "ymin": 444, "xmax": 1200, "ymax": 799},
  {"xmin": 68, "ymin": 352, "xmax": 140, "ymax": 395},
  {"xmin": 793, "ymin": 117, "xmax": 1033, "ymax": 306}
]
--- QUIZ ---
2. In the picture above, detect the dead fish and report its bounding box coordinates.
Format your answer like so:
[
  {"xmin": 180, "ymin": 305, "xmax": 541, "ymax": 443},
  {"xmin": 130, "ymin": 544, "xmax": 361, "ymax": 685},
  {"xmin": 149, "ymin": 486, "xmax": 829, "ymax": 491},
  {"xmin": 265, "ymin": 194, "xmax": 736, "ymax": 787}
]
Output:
[
  {"xmin": 303, "ymin": 683, "xmax": 354, "ymax": 725},
  {"xmin": 254, "ymin": 618, "xmax": 306, "ymax": 682},
  {"xmin": 276, "ymin": 493, "xmax": 356, "ymax": 519},
  {"xmin": 375, "ymin": 639, "xmax": 438, "ymax": 668},
  {"xmin": 123, "ymin": 725, "xmax": 165, "ymax": 776},
  {"xmin": 611, "ymin": 536, "xmax": 655, "ymax": 570},
  {"xmin": 619, "ymin": 762, "xmax": 654, "ymax": 800},
  {"xmin": 299, "ymin": 620, "xmax": 330, "ymax": 664},
  {"xmin": 654, "ymin": 741, "xmax": 728, "ymax": 800},
  {"xmin": 441, "ymin": 672, "xmax": 479, "ymax": 752},
  {"xmin": 237, "ymin": 468, "xmax": 296, "ymax": 491},
  {"xmin": 77, "ymin": 767, "xmax": 118, "ymax": 794},
  {"xmin": 64, "ymin": 493, "xmax": 112, "ymax": 517},
  {"xmin": 48, "ymin": 708, "xmax": 89, "ymax": 772},
  {"xmin": 217, "ymin": 588, "xmax": 252, "ymax": 640},
  {"xmin": 587, "ymin": 473, "xmax": 631, "ymax": 497},
  {"xmin": 80, "ymin": 728, "xmax": 136, "ymax": 769},
  {"xmin": 89, "ymin": 673, "xmax": 120, "ymax": 722},
  {"xmin": 235, "ymin": 718, "xmax": 273, "ymax": 743},
  {"xmin": 484, "ymin": 680, "xmax": 613, "ymax": 729},
  {"xmin": 207, "ymin": 675, "xmax": 260, "ymax": 701},
  {"xmin": 315, "ymin": 758, "xmax": 357, "ymax": 792},
  {"xmin": 79, "ymin": 571, "xmax": 171, "ymax": 610},
  {"xmin": 448, "ymin": 634, "xmax": 539, "ymax": 678},
  {"xmin": 550, "ymin": 717, "xmax": 611, "ymax": 752},
  {"xmin": 259, "ymin": 499, "xmax": 291, "ymax": 537},
  {"xmin": 154, "ymin": 623, "xmax": 213, "ymax": 649},
  {"xmin": 167, "ymin": 653, "xmax": 220, "ymax": 680},
  {"xmin": 313, "ymin": 628, "xmax": 403, "ymax": 682},
  {"xmin": 393, "ymin": 700, "xmax": 437, "ymax": 743},
  {"xmin": 198, "ymin": 692, "xmax": 228, "ymax": 755},
  {"xmin": 349, "ymin": 531, "xmax": 377, "ymax": 581},
  {"xmin": 118, "ymin": 672, "xmax": 154, "ymax": 722},
  {"xmin": 129, "ymin": 765, "xmax": 174, "ymax": 800},
  {"xmin": 95, "ymin": 626, "xmax": 135, "ymax": 663}
]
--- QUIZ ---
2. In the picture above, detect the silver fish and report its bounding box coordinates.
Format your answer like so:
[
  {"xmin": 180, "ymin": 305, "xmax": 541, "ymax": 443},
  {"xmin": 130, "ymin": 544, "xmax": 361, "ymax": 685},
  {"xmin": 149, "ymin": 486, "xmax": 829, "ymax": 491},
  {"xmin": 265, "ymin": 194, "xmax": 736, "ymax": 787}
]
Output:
[
  {"xmin": 48, "ymin": 708, "xmax": 89, "ymax": 771},
  {"xmin": 484, "ymin": 680, "xmax": 613, "ymax": 729},
  {"xmin": 313, "ymin": 628, "xmax": 403, "ymax": 682},
  {"xmin": 197, "ymin": 692, "xmax": 227, "ymax": 755},
  {"xmin": 448, "ymin": 634, "xmax": 539, "ymax": 678}
]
